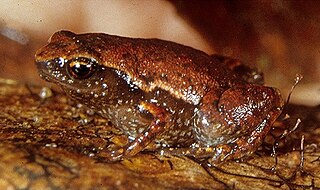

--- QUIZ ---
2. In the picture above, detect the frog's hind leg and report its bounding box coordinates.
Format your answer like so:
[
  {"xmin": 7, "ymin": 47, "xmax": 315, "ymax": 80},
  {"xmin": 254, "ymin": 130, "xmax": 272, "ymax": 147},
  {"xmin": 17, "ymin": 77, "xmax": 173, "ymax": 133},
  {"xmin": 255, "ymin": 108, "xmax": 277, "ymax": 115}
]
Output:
[{"xmin": 158, "ymin": 109, "xmax": 280, "ymax": 165}]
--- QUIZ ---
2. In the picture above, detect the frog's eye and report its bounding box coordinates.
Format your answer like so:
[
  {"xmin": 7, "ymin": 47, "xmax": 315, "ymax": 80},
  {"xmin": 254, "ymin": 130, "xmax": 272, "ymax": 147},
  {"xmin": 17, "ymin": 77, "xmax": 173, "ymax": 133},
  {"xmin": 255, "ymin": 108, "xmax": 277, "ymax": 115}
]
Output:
[{"xmin": 67, "ymin": 57, "xmax": 97, "ymax": 79}]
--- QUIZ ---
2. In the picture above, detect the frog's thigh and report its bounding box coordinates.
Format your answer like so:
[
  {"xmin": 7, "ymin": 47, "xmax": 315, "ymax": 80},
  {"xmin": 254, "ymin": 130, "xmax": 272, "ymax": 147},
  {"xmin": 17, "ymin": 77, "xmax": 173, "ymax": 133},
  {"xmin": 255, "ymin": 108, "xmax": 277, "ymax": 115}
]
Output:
[
  {"xmin": 121, "ymin": 101, "xmax": 170, "ymax": 158},
  {"xmin": 206, "ymin": 109, "xmax": 280, "ymax": 164}
]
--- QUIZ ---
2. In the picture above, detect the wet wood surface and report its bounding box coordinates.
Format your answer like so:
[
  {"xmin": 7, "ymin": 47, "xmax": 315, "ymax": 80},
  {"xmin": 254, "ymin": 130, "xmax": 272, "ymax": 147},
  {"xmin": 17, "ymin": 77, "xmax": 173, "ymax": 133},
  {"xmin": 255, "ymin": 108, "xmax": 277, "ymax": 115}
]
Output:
[{"xmin": 0, "ymin": 79, "xmax": 319, "ymax": 190}]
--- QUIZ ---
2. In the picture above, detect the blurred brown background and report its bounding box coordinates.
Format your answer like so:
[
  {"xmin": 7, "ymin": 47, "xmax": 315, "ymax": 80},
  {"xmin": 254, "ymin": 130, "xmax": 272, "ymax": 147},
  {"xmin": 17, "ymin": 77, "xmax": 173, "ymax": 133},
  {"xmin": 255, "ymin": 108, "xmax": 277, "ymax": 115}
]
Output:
[{"xmin": 0, "ymin": 0, "xmax": 319, "ymax": 105}]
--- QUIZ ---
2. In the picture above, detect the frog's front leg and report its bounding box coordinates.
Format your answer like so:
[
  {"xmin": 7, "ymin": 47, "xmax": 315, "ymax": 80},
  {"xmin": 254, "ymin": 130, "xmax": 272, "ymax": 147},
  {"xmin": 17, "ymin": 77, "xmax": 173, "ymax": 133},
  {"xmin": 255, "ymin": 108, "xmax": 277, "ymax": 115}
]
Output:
[{"xmin": 108, "ymin": 101, "xmax": 169, "ymax": 161}]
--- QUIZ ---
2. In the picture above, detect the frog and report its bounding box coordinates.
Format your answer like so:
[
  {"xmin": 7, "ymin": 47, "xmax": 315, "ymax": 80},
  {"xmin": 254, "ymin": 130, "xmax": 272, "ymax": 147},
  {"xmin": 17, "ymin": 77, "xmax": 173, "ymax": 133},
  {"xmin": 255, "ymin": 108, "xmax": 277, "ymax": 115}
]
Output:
[{"xmin": 35, "ymin": 30, "xmax": 284, "ymax": 164}]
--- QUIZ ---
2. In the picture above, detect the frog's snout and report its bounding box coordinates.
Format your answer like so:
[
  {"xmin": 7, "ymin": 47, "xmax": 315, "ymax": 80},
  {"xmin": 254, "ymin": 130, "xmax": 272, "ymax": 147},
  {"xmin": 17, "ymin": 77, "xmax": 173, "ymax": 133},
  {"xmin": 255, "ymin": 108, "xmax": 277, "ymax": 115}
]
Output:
[
  {"xmin": 35, "ymin": 60, "xmax": 49, "ymax": 79},
  {"xmin": 35, "ymin": 59, "xmax": 63, "ymax": 83}
]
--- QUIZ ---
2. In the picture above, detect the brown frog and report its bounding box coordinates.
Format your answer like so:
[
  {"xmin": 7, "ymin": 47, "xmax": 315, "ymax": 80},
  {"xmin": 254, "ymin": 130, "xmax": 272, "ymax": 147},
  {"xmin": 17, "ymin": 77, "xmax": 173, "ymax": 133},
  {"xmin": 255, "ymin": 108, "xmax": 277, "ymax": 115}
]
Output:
[{"xmin": 35, "ymin": 31, "xmax": 283, "ymax": 164}]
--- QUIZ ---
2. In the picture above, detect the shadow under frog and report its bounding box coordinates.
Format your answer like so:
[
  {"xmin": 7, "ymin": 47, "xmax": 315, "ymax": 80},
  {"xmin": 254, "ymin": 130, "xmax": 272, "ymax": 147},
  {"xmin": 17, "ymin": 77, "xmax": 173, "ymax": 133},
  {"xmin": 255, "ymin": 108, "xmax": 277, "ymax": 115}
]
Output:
[{"xmin": 35, "ymin": 31, "xmax": 283, "ymax": 164}]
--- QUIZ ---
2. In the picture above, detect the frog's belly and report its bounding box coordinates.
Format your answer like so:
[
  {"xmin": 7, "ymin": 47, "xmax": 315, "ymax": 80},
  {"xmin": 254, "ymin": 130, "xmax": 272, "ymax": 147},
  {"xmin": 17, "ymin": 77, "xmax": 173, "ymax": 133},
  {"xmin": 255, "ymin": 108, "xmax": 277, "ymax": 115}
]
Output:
[{"xmin": 100, "ymin": 104, "xmax": 196, "ymax": 147}]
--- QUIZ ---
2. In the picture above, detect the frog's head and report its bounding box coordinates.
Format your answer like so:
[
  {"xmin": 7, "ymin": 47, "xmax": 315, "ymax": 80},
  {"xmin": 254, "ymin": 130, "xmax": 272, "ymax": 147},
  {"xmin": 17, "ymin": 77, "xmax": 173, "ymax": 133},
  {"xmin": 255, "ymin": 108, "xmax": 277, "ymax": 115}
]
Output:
[{"xmin": 35, "ymin": 31, "xmax": 119, "ymax": 105}]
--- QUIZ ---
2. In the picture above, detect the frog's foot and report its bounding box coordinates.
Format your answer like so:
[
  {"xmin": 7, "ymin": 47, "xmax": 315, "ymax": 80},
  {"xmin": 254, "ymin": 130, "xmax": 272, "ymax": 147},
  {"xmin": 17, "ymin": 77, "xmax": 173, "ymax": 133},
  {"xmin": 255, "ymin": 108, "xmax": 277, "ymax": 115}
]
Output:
[
  {"xmin": 157, "ymin": 107, "xmax": 281, "ymax": 165},
  {"xmin": 104, "ymin": 101, "xmax": 169, "ymax": 161}
]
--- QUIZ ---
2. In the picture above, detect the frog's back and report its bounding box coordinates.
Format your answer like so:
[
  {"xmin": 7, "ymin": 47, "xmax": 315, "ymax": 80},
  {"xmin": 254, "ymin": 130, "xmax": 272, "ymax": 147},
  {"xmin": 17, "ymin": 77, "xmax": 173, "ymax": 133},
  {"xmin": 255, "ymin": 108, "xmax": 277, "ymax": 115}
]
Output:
[
  {"xmin": 39, "ymin": 31, "xmax": 243, "ymax": 105},
  {"xmin": 75, "ymin": 33, "xmax": 243, "ymax": 105}
]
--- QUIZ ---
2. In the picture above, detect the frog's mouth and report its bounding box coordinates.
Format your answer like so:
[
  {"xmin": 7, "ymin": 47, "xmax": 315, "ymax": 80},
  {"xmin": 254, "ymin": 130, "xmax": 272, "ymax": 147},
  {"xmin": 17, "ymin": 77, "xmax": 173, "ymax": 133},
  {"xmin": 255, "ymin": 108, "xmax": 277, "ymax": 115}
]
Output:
[
  {"xmin": 35, "ymin": 60, "xmax": 75, "ymax": 90},
  {"xmin": 36, "ymin": 61, "xmax": 54, "ymax": 81},
  {"xmin": 35, "ymin": 60, "xmax": 64, "ymax": 84}
]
